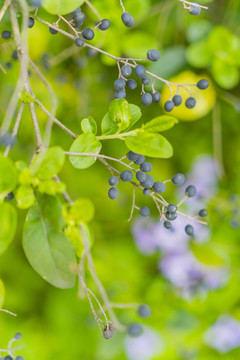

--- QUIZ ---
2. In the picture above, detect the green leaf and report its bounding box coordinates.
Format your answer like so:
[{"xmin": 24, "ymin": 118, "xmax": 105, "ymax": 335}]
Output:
[
  {"xmin": 125, "ymin": 131, "xmax": 173, "ymax": 158},
  {"xmin": 69, "ymin": 133, "xmax": 102, "ymax": 169},
  {"xmin": 16, "ymin": 185, "xmax": 35, "ymax": 209},
  {"xmin": 142, "ymin": 116, "xmax": 178, "ymax": 132},
  {"xmin": 81, "ymin": 116, "xmax": 97, "ymax": 135},
  {"xmin": 190, "ymin": 242, "xmax": 227, "ymax": 266},
  {"xmin": 0, "ymin": 279, "xmax": 4, "ymax": 307},
  {"xmin": 23, "ymin": 198, "xmax": 76, "ymax": 289},
  {"xmin": 42, "ymin": 0, "xmax": 85, "ymax": 15},
  {"xmin": 211, "ymin": 57, "xmax": 239, "ymax": 90},
  {"xmin": 126, "ymin": 104, "xmax": 142, "ymax": 130},
  {"xmin": 109, "ymin": 99, "xmax": 131, "ymax": 132},
  {"xmin": 101, "ymin": 112, "xmax": 119, "ymax": 135},
  {"xmin": 0, "ymin": 153, "xmax": 17, "ymax": 197},
  {"xmin": 31, "ymin": 147, "xmax": 65, "ymax": 180},
  {"xmin": 186, "ymin": 40, "xmax": 212, "ymax": 68},
  {"xmin": 0, "ymin": 203, "xmax": 17, "ymax": 255},
  {"xmin": 70, "ymin": 198, "xmax": 95, "ymax": 223}
]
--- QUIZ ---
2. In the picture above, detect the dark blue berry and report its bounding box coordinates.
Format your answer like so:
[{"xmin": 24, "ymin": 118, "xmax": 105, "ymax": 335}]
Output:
[
  {"xmin": 108, "ymin": 187, "xmax": 119, "ymax": 200},
  {"xmin": 16, "ymin": 357, "xmax": 24, "ymax": 360},
  {"xmin": 108, "ymin": 176, "xmax": 118, "ymax": 186},
  {"xmin": 115, "ymin": 89, "xmax": 126, "ymax": 99},
  {"xmin": 172, "ymin": 94, "xmax": 182, "ymax": 106},
  {"xmin": 49, "ymin": 26, "xmax": 58, "ymax": 35},
  {"xmin": 120, "ymin": 170, "xmax": 133, "ymax": 182},
  {"xmin": 141, "ymin": 174, "xmax": 154, "ymax": 189},
  {"xmin": 140, "ymin": 162, "xmax": 152, "ymax": 173},
  {"xmin": 134, "ymin": 155, "xmax": 145, "ymax": 165},
  {"xmin": 135, "ymin": 65, "xmax": 146, "ymax": 78},
  {"xmin": 128, "ymin": 323, "xmax": 143, "ymax": 337},
  {"xmin": 185, "ymin": 185, "xmax": 197, "ymax": 197},
  {"xmin": 167, "ymin": 204, "xmax": 177, "ymax": 213},
  {"xmin": 30, "ymin": 0, "xmax": 42, "ymax": 6},
  {"xmin": 82, "ymin": 28, "xmax": 95, "ymax": 40},
  {"xmin": 141, "ymin": 93, "xmax": 152, "ymax": 106},
  {"xmin": 14, "ymin": 333, "xmax": 22, "ymax": 340},
  {"xmin": 185, "ymin": 224, "xmax": 194, "ymax": 236},
  {"xmin": 127, "ymin": 151, "xmax": 140, "ymax": 161},
  {"xmin": 143, "ymin": 188, "xmax": 150, "ymax": 196},
  {"xmin": 140, "ymin": 206, "xmax": 150, "ymax": 217},
  {"xmin": 142, "ymin": 77, "xmax": 151, "ymax": 85},
  {"xmin": 98, "ymin": 19, "xmax": 110, "ymax": 30},
  {"xmin": 185, "ymin": 97, "xmax": 196, "ymax": 109},
  {"xmin": 199, "ymin": 209, "xmax": 208, "ymax": 217},
  {"xmin": 172, "ymin": 173, "xmax": 185, "ymax": 185},
  {"xmin": 28, "ymin": 17, "xmax": 35, "ymax": 28},
  {"xmin": 4, "ymin": 356, "xmax": 12, "ymax": 360},
  {"xmin": 147, "ymin": 49, "xmax": 160, "ymax": 62},
  {"xmin": 1, "ymin": 31, "xmax": 11, "ymax": 39},
  {"xmin": 197, "ymin": 79, "xmax": 209, "ymax": 90},
  {"xmin": 12, "ymin": 50, "xmax": 18, "ymax": 60},
  {"xmin": 127, "ymin": 79, "xmax": 137, "ymax": 90},
  {"xmin": 152, "ymin": 91, "xmax": 161, "ymax": 103},
  {"xmin": 121, "ymin": 65, "xmax": 132, "ymax": 77},
  {"xmin": 75, "ymin": 38, "xmax": 84, "ymax": 47},
  {"xmin": 153, "ymin": 181, "xmax": 166, "ymax": 193},
  {"xmin": 164, "ymin": 100, "xmax": 175, "ymax": 112},
  {"xmin": 138, "ymin": 304, "xmax": 151, "ymax": 318},
  {"xmin": 114, "ymin": 78, "xmax": 125, "ymax": 90},
  {"xmin": 73, "ymin": 12, "xmax": 85, "ymax": 28},
  {"xmin": 189, "ymin": 3, "xmax": 201, "ymax": 15},
  {"xmin": 164, "ymin": 220, "xmax": 172, "ymax": 229},
  {"xmin": 72, "ymin": 7, "xmax": 81, "ymax": 15},
  {"xmin": 6, "ymin": 192, "xmax": 14, "ymax": 200},
  {"xmin": 165, "ymin": 211, "xmax": 177, "ymax": 221},
  {"xmin": 136, "ymin": 171, "xmax": 147, "ymax": 182},
  {"xmin": 121, "ymin": 12, "xmax": 134, "ymax": 27}
]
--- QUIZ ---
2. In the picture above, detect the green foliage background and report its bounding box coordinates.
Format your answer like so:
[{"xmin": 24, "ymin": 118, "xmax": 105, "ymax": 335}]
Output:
[{"xmin": 0, "ymin": 0, "xmax": 240, "ymax": 359}]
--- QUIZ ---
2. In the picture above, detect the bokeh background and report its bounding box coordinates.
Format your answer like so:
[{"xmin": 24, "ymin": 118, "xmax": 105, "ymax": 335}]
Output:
[{"xmin": 0, "ymin": 0, "xmax": 240, "ymax": 359}]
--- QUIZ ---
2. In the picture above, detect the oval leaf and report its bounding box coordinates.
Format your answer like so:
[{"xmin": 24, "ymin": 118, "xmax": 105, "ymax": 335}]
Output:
[
  {"xmin": 42, "ymin": 0, "xmax": 85, "ymax": 15},
  {"xmin": 81, "ymin": 116, "xmax": 97, "ymax": 135},
  {"xmin": 109, "ymin": 99, "xmax": 131, "ymax": 132},
  {"xmin": 23, "ymin": 203, "xmax": 76, "ymax": 289},
  {"xmin": 101, "ymin": 112, "xmax": 118, "ymax": 135},
  {"xmin": 16, "ymin": 185, "xmax": 35, "ymax": 209},
  {"xmin": 125, "ymin": 131, "xmax": 173, "ymax": 158},
  {"xmin": 0, "ymin": 153, "xmax": 17, "ymax": 196},
  {"xmin": 143, "ymin": 116, "xmax": 178, "ymax": 132},
  {"xmin": 126, "ymin": 104, "xmax": 142, "ymax": 130},
  {"xmin": 190, "ymin": 242, "xmax": 227, "ymax": 266},
  {"xmin": 31, "ymin": 147, "xmax": 65, "ymax": 180},
  {"xmin": 69, "ymin": 133, "xmax": 102, "ymax": 169},
  {"xmin": 0, "ymin": 203, "xmax": 17, "ymax": 255}
]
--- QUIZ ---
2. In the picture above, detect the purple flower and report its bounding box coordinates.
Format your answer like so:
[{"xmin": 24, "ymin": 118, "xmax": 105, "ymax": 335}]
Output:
[
  {"xmin": 204, "ymin": 315, "xmax": 240, "ymax": 353},
  {"xmin": 125, "ymin": 326, "xmax": 164, "ymax": 360}
]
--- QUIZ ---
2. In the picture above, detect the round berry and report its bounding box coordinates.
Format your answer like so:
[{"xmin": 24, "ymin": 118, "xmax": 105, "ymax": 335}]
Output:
[
  {"xmin": 127, "ymin": 79, "xmax": 137, "ymax": 90},
  {"xmin": 140, "ymin": 206, "xmax": 150, "ymax": 217},
  {"xmin": 185, "ymin": 224, "xmax": 194, "ymax": 236},
  {"xmin": 128, "ymin": 323, "xmax": 143, "ymax": 337},
  {"xmin": 6, "ymin": 192, "xmax": 14, "ymax": 200},
  {"xmin": 136, "ymin": 171, "xmax": 147, "ymax": 182},
  {"xmin": 185, "ymin": 185, "xmax": 197, "ymax": 197},
  {"xmin": 28, "ymin": 17, "xmax": 35, "ymax": 28},
  {"xmin": 121, "ymin": 64, "xmax": 132, "ymax": 77},
  {"xmin": 164, "ymin": 100, "xmax": 175, "ymax": 112},
  {"xmin": 142, "ymin": 77, "xmax": 150, "ymax": 85},
  {"xmin": 152, "ymin": 91, "xmax": 161, "ymax": 103},
  {"xmin": 143, "ymin": 188, "xmax": 150, "ymax": 196},
  {"xmin": 138, "ymin": 304, "xmax": 151, "ymax": 318},
  {"xmin": 135, "ymin": 65, "xmax": 146, "ymax": 78},
  {"xmin": 16, "ymin": 357, "xmax": 24, "ymax": 360},
  {"xmin": 49, "ymin": 26, "xmax": 58, "ymax": 35},
  {"xmin": 147, "ymin": 49, "xmax": 160, "ymax": 62},
  {"xmin": 164, "ymin": 220, "xmax": 172, "ymax": 230},
  {"xmin": 141, "ymin": 93, "xmax": 152, "ymax": 106},
  {"xmin": 73, "ymin": 12, "xmax": 86, "ymax": 28},
  {"xmin": 103, "ymin": 327, "xmax": 114, "ymax": 339},
  {"xmin": 82, "ymin": 28, "xmax": 95, "ymax": 40},
  {"xmin": 30, "ymin": 0, "xmax": 42, "ymax": 6},
  {"xmin": 199, "ymin": 208, "xmax": 208, "ymax": 217},
  {"xmin": 121, "ymin": 12, "xmax": 134, "ymax": 27},
  {"xmin": 172, "ymin": 94, "xmax": 182, "ymax": 106},
  {"xmin": 5, "ymin": 62, "xmax": 12, "ymax": 69},
  {"xmin": 134, "ymin": 155, "xmax": 145, "ymax": 165},
  {"xmin": 127, "ymin": 151, "xmax": 140, "ymax": 162},
  {"xmin": 75, "ymin": 37, "xmax": 84, "ymax": 47},
  {"xmin": 4, "ymin": 356, "xmax": 13, "ymax": 360},
  {"xmin": 108, "ymin": 187, "xmax": 119, "ymax": 200},
  {"xmin": 140, "ymin": 162, "xmax": 152, "ymax": 173},
  {"xmin": 185, "ymin": 97, "xmax": 196, "ymax": 109},
  {"xmin": 1, "ymin": 30, "xmax": 11, "ymax": 39},
  {"xmin": 167, "ymin": 203, "xmax": 177, "ymax": 213},
  {"xmin": 115, "ymin": 89, "xmax": 126, "ymax": 99},
  {"xmin": 197, "ymin": 79, "xmax": 209, "ymax": 90},
  {"xmin": 165, "ymin": 211, "xmax": 177, "ymax": 221},
  {"xmin": 98, "ymin": 19, "xmax": 110, "ymax": 30},
  {"xmin": 108, "ymin": 176, "xmax": 118, "ymax": 186},
  {"xmin": 12, "ymin": 50, "xmax": 18, "ymax": 60},
  {"xmin": 172, "ymin": 173, "xmax": 185, "ymax": 185},
  {"xmin": 153, "ymin": 181, "xmax": 166, "ymax": 193},
  {"xmin": 114, "ymin": 78, "xmax": 125, "ymax": 90},
  {"xmin": 87, "ymin": 49, "xmax": 97, "ymax": 58},
  {"xmin": 189, "ymin": 3, "xmax": 201, "ymax": 16},
  {"xmin": 14, "ymin": 333, "xmax": 22, "ymax": 340},
  {"xmin": 141, "ymin": 174, "xmax": 154, "ymax": 189},
  {"xmin": 120, "ymin": 170, "xmax": 133, "ymax": 182},
  {"xmin": 72, "ymin": 7, "xmax": 81, "ymax": 15}
]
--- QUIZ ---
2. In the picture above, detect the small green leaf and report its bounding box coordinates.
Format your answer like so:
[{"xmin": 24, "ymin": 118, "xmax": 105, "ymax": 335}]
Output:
[
  {"xmin": 42, "ymin": 0, "xmax": 85, "ymax": 15},
  {"xmin": 125, "ymin": 131, "xmax": 173, "ymax": 158},
  {"xmin": 211, "ymin": 57, "xmax": 239, "ymax": 90},
  {"xmin": 0, "ymin": 279, "xmax": 5, "ymax": 307},
  {"xmin": 19, "ymin": 92, "xmax": 35, "ymax": 104},
  {"xmin": 16, "ymin": 185, "xmax": 35, "ymax": 209},
  {"xmin": 109, "ymin": 99, "xmax": 131, "ymax": 132},
  {"xmin": 101, "ymin": 112, "xmax": 118, "ymax": 135},
  {"xmin": 31, "ymin": 147, "xmax": 65, "ymax": 180},
  {"xmin": 0, "ymin": 203, "xmax": 17, "ymax": 255},
  {"xmin": 81, "ymin": 116, "xmax": 97, "ymax": 135},
  {"xmin": 142, "ymin": 116, "xmax": 178, "ymax": 132},
  {"xmin": 70, "ymin": 198, "xmax": 95, "ymax": 224},
  {"xmin": 126, "ymin": 104, "xmax": 142, "ymax": 130},
  {"xmin": 69, "ymin": 133, "xmax": 102, "ymax": 169},
  {"xmin": 190, "ymin": 242, "xmax": 227, "ymax": 266},
  {"xmin": 23, "ymin": 198, "xmax": 76, "ymax": 289},
  {"xmin": 0, "ymin": 153, "xmax": 17, "ymax": 197}
]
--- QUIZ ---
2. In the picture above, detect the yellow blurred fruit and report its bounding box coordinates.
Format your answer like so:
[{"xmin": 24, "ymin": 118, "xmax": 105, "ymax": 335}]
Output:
[{"xmin": 161, "ymin": 71, "xmax": 216, "ymax": 121}]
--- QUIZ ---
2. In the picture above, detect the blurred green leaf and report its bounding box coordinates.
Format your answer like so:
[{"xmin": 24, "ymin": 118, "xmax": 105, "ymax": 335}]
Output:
[
  {"xmin": 16, "ymin": 185, "xmax": 35, "ymax": 209},
  {"xmin": 31, "ymin": 147, "xmax": 65, "ymax": 180},
  {"xmin": 0, "ymin": 153, "xmax": 17, "ymax": 197},
  {"xmin": 0, "ymin": 279, "xmax": 4, "ymax": 307},
  {"xmin": 190, "ymin": 242, "xmax": 227, "ymax": 266},
  {"xmin": 211, "ymin": 57, "xmax": 239, "ymax": 89},
  {"xmin": 0, "ymin": 203, "xmax": 17, "ymax": 255},
  {"xmin": 81, "ymin": 116, "xmax": 97, "ymax": 135},
  {"xmin": 42, "ymin": 0, "xmax": 85, "ymax": 15},
  {"xmin": 142, "ymin": 116, "xmax": 178, "ymax": 132},
  {"xmin": 187, "ymin": 40, "xmax": 212, "ymax": 68},
  {"xmin": 69, "ymin": 133, "xmax": 102, "ymax": 169}
]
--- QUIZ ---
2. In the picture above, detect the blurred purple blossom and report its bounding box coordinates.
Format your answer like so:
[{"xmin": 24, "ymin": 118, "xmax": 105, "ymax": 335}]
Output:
[
  {"xmin": 204, "ymin": 315, "xmax": 240, "ymax": 353},
  {"xmin": 125, "ymin": 326, "xmax": 164, "ymax": 360}
]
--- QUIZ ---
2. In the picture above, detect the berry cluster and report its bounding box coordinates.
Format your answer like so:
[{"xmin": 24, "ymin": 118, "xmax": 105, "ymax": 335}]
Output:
[
  {"xmin": 0, "ymin": 333, "xmax": 24, "ymax": 360},
  {"xmin": 108, "ymin": 151, "xmax": 208, "ymax": 235}
]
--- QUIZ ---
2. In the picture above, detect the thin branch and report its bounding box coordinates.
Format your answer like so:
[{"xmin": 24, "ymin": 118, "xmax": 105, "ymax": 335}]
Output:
[
  {"xmin": 178, "ymin": 0, "xmax": 208, "ymax": 10},
  {"xmin": 0, "ymin": 309, "xmax": 17, "ymax": 316},
  {"xmin": 0, "ymin": 0, "xmax": 11, "ymax": 23},
  {"xmin": 128, "ymin": 186, "xmax": 136, "ymax": 222},
  {"xmin": 85, "ymin": 0, "xmax": 102, "ymax": 20},
  {"xmin": 4, "ymin": 102, "xmax": 25, "ymax": 157}
]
